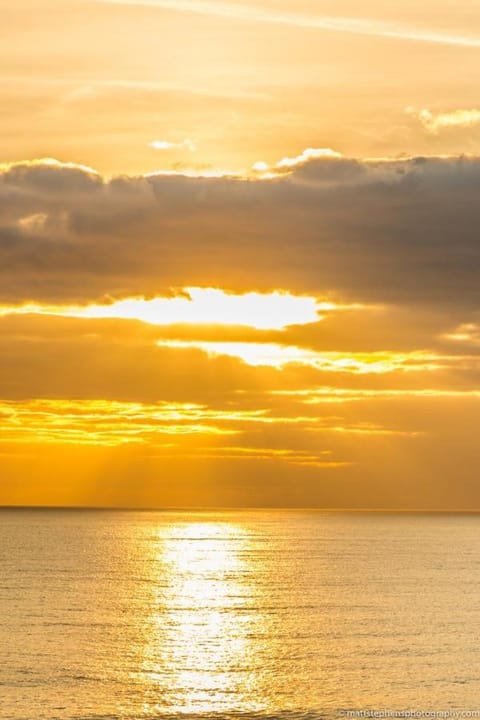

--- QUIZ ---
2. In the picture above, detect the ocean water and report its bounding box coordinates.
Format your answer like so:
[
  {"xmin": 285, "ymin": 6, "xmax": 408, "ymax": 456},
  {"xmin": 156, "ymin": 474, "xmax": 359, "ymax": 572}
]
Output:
[{"xmin": 1, "ymin": 510, "xmax": 480, "ymax": 719}]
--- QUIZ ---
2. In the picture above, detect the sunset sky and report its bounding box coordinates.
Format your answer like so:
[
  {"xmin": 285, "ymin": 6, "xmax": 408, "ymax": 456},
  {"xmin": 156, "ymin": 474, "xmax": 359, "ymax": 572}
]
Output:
[{"xmin": 2, "ymin": 0, "xmax": 480, "ymax": 508}]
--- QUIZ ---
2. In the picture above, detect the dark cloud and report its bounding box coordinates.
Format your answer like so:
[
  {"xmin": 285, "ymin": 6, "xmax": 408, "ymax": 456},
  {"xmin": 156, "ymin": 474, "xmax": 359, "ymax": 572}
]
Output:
[{"xmin": 1, "ymin": 155, "xmax": 480, "ymax": 309}]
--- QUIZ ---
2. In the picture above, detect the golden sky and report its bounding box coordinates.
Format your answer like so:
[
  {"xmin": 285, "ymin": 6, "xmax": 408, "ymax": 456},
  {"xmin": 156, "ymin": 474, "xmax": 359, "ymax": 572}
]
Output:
[{"xmin": 2, "ymin": 0, "xmax": 480, "ymax": 508}]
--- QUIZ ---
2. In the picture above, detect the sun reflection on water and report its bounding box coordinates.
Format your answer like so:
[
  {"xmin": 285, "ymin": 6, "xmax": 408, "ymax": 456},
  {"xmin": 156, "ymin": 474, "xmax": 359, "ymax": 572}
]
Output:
[{"xmin": 139, "ymin": 520, "xmax": 267, "ymax": 715}]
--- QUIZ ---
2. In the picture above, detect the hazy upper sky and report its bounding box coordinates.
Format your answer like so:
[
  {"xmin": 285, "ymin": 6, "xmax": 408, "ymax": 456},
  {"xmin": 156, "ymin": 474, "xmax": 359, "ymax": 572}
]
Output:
[{"xmin": 2, "ymin": 0, "xmax": 480, "ymax": 508}]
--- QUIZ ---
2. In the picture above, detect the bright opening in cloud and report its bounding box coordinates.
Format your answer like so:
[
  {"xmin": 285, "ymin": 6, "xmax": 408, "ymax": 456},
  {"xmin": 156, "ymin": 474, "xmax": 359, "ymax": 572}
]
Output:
[{"xmin": 0, "ymin": 288, "xmax": 324, "ymax": 330}]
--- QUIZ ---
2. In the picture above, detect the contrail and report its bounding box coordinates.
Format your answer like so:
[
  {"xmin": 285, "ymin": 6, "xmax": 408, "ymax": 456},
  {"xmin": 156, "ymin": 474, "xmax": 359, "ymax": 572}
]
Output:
[{"xmin": 98, "ymin": 0, "xmax": 480, "ymax": 48}]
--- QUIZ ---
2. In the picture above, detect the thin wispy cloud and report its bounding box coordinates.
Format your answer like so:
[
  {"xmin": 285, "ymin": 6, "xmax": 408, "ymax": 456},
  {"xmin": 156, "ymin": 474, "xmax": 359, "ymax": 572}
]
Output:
[
  {"xmin": 406, "ymin": 106, "xmax": 480, "ymax": 133},
  {"xmin": 99, "ymin": 0, "xmax": 480, "ymax": 48},
  {"xmin": 150, "ymin": 138, "xmax": 197, "ymax": 151}
]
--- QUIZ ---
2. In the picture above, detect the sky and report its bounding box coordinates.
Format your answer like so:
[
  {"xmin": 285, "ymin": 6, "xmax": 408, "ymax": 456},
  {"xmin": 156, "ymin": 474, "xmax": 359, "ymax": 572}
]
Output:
[{"xmin": 2, "ymin": 0, "xmax": 480, "ymax": 508}]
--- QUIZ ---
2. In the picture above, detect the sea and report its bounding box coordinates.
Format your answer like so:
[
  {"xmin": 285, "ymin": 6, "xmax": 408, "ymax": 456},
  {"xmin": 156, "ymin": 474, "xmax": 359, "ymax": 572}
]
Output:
[{"xmin": 1, "ymin": 509, "xmax": 480, "ymax": 719}]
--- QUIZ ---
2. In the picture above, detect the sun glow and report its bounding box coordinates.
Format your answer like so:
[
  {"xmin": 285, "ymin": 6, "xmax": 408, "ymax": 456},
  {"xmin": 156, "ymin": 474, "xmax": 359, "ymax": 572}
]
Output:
[
  {"xmin": 142, "ymin": 521, "xmax": 264, "ymax": 715},
  {"xmin": 0, "ymin": 288, "xmax": 325, "ymax": 330}
]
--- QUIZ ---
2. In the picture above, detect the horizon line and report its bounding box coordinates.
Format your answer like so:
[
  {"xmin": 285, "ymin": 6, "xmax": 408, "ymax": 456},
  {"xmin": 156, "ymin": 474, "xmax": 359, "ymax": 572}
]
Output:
[{"xmin": 2, "ymin": 505, "xmax": 480, "ymax": 514}]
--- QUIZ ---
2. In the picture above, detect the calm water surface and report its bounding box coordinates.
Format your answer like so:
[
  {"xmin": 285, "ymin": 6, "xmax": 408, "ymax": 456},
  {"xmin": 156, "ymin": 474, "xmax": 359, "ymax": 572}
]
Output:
[{"xmin": 1, "ymin": 510, "xmax": 480, "ymax": 719}]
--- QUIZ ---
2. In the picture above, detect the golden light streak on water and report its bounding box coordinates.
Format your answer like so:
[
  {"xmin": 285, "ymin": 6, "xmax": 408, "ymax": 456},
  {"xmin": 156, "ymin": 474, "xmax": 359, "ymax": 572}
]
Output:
[{"xmin": 141, "ymin": 522, "xmax": 264, "ymax": 715}]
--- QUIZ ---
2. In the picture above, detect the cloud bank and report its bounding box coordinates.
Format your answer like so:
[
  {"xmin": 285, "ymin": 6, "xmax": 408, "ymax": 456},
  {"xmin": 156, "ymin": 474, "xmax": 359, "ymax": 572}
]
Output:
[{"xmin": 1, "ymin": 153, "xmax": 480, "ymax": 310}]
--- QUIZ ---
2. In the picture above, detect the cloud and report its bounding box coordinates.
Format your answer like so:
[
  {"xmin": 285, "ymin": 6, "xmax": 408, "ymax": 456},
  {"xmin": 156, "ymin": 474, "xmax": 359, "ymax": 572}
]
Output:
[
  {"xmin": 252, "ymin": 148, "xmax": 342, "ymax": 174},
  {"xmin": 406, "ymin": 106, "xmax": 480, "ymax": 133},
  {"xmin": 276, "ymin": 147, "xmax": 342, "ymax": 168},
  {"xmin": 17, "ymin": 213, "xmax": 49, "ymax": 233},
  {"xmin": 99, "ymin": 0, "xmax": 480, "ymax": 48},
  {"xmin": 2, "ymin": 307, "xmax": 480, "ymax": 508},
  {"xmin": 0, "ymin": 157, "xmax": 101, "ymax": 194},
  {"xmin": 443, "ymin": 322, "xmax": 480, "ymax": 344},
  {"xmin": 150, "ymin": 138, "xmax": 197, "ymax": 152},
  {"xmin": 156, "ymin": 339, "xmax": 453, "ymax": 373},
  {"xmin": 2, "ymin": 153, "xmax": 480, "ymax": 313}
]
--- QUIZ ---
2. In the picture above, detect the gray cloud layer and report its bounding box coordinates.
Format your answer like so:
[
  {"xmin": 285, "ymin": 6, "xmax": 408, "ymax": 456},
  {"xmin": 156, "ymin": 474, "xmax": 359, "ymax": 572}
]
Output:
[{"xmin": 1, "ymin": 155, "xmax": 480, "ymax": 311}]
